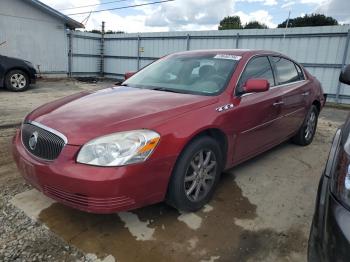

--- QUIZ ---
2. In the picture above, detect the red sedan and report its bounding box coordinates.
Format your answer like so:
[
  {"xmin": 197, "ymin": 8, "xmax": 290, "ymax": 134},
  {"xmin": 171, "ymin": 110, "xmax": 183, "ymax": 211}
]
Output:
[{"xmin": 13, "ymin": 50, "xmax": 325, "ymax": 213}]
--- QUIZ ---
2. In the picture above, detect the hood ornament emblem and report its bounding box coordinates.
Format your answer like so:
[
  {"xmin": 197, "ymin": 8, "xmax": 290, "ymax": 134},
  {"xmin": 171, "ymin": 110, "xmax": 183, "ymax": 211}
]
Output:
[{"xmin": 29, "ymin": 131, "xmax": 38, "ymax": 151}]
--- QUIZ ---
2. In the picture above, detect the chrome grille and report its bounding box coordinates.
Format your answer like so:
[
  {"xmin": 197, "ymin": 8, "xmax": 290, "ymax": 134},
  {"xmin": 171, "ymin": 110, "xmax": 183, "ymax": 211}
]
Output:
[{"xmin": 21, "ymin": 123, "xmax": 66, "ymax": 160}]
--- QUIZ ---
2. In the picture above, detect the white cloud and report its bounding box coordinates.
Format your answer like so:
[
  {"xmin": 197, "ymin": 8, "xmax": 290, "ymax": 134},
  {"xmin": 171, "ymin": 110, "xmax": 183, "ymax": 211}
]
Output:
[
  {"xmin": 234, "ymin": 10, "xmax": 277, "ymax": 27},
  {"xmin": 316, "ymin": 0, "xmax": 350, "ymax": 24},
  {"xmin": 144, "ymin": 0, "xmax": 235, "ymax": 30},
  {"xmin": 281, "ymin": 1, "xmax": 296, "ymax": 9},
  {"xmin": 40, "ymin": 0, "xmax": 282, "ymax": 32},
  {"xmin": 236, "ymin": 0, "xmax": 278, "ymax": 6},
  {"xmin": 41, "ymin": 0, "xmax": 236, "ymax": 32},
  {"xmin": 299, "ymin": 0, "xmax": 327, "ymax": 4}
]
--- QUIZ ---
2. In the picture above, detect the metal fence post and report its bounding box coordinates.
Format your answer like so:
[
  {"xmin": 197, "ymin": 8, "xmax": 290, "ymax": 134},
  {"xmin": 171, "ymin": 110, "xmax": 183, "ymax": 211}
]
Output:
[
  {"xmin": 336, "ymin": 29, "xmax": 350, "ymax": 103},
  {"xmin": 137, "ymin": 35, "xmax": 141, "ymax": 70},
  {"xmin": 100, "ymin": 21, "xmax": 105, "ymax": 77},
  {"xmin": 186, "ymin": 34, "xmax": 190, "ymax": 50},
  {"xmin": 235, "ymin": 33, "xmax": 240, "ymax": 49},
  {"xmin": 68, "ymin": 31, "xmax": 73, "ymax": 77}
]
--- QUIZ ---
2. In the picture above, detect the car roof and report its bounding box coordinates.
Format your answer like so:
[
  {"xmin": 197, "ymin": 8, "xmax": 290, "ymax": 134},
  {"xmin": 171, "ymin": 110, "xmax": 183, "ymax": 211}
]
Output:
[{"xmin": 172, "ymin": 49, "xmax": 283, "ymax": 57}]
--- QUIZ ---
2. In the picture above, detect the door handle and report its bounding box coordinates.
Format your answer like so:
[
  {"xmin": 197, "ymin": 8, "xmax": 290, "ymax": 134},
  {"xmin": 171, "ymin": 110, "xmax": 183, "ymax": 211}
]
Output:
[
  {"xmin": 301, "ymin": 91, "xmax": 310, "ymax": 96},
  {"xmin": 273, "ymin": 101, "xmax": 284, "ymax": 106}
]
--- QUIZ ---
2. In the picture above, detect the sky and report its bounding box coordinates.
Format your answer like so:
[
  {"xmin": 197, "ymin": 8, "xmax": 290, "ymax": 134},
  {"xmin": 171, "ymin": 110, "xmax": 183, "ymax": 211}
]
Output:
[{"xmin": 40, "ymin": 0, "xmax": 350, "ymax": 32}]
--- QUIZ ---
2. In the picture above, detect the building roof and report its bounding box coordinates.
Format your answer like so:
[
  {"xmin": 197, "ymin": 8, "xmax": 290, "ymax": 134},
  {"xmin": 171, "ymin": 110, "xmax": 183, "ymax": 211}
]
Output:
[{"xmin": 24, "ymin": 0, "xmax": 84, "ymax": 29}]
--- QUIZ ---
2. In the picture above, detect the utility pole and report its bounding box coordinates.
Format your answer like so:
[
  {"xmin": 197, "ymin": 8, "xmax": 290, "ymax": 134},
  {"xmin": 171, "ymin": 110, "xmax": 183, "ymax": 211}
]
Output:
[
  {"xmin": 284, "ymin": 10, "xmax": 291, "ymax": 39},
  {"xmin": 100, "ymin": 21, "xmax": 105, "ymax": 77}
]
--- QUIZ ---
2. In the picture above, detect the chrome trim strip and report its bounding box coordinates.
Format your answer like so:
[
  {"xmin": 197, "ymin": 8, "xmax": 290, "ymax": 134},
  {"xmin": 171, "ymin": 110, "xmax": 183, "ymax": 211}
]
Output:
[
  {"xmin": 241, "ymin": 107, "xmax": 304, "ymax": 134},
  {"xmin": 240, "ymin": 80, "xmax": 309, "ymax": 98},
  {"xmin": 241, "ymin": 114, "xmax": 284, "ymax": 134},
  {"xmin": 25, "ymin": 120, "xmax": 68, "ymax": 144}
]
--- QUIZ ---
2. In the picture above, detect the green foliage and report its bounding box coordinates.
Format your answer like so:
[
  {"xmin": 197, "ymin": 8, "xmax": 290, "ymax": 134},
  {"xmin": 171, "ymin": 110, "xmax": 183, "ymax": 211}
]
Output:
[
  {"xmin": 244, "ymin": 21, "xmax": 268, "ymax": 29},
  {"xmin": 277, "ymin": 13, "xmax": 338, "ymax": 28},
  {"xmin": 84, "ymin": 30, "xmax": 125, "ymax": 34},
  {"xmin": 218, "ymin": 16, "xmax": 242, "ymax": 30}
]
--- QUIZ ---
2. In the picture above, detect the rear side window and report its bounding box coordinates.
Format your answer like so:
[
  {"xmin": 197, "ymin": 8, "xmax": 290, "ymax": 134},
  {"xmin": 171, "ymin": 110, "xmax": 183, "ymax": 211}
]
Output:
[
  {"xmin": 237, "ymin": 56, "xmax": 275, "ymax": 94},
  {"xmin": 272, "ymin": 57, "xmax": 300, "ymax": 85}
]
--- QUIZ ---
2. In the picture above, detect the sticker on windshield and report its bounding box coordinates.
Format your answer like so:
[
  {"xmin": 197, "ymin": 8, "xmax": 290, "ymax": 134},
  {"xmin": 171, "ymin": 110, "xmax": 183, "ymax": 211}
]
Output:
[{"xmin": 213, "ymin": 54, "xmax": 242, "ymax": 60}]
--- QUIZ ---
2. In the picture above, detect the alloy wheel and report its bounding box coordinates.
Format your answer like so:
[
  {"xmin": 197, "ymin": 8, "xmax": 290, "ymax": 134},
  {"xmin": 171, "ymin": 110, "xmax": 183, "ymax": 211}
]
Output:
[
  {"xmin": 184, "ymin": 149, "xmax": 217, "ymax": 202},
  {"xmin": 305, "ymin": 111, "xmax": 316, "ymax": 141},
  {"xmin": 10, "ymin": 73, "xmax": 27, "ymax": 90}
]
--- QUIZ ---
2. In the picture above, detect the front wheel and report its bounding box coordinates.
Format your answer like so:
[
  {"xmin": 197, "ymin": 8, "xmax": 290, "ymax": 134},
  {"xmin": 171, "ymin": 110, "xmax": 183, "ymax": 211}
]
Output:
[
  {"xmin": 292, "ymin": 105, "xmax": 319, "ymax": 146},
  {"xmin": 166, "ymin": 136, "xmax": 223, "ymax": 212},
  {"xmin": 5, "ymin": 70, "xmax": 29, "ymax": 92}
]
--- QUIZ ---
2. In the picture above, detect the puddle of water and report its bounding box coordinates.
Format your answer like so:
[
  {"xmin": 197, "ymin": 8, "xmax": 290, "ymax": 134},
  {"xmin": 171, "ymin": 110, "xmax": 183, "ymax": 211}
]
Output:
[
  {"xmin": 33, "ymin": 172, "xmax": 305, "ymax": 261},
  {"xmin": 37, "ymin": 173, "xmax": 259, "ymax": 261}
]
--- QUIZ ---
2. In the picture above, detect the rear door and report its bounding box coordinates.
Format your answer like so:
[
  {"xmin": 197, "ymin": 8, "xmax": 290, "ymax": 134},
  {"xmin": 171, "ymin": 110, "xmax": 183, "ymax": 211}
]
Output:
[
  {"xmin": 270, "ymin": 56, "xmax": 308, "ymax": 138},
  {"xmin": 232, "ymin": 56, "xmax": 285, "ymax": 164}
]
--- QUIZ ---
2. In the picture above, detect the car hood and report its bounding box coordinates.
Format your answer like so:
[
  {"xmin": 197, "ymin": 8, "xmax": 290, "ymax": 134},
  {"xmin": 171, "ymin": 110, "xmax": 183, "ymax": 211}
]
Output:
[{"xmin": 27, "ymin": 86, "xmax": 218, "ymax": 145}]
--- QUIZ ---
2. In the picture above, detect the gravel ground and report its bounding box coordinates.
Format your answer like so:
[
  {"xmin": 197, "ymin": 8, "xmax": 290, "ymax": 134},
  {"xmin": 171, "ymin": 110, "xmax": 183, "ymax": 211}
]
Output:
[
  {"xmin": 0, "ymin": 79, "xmax": 349, "ymax": 262},
  {"xmin": 0, "ymin": 128, "xmax": 86, "ymax": 262},
  {"xmin": 0, "ymin": 79, "xmax": 110, "ymax": 262}
]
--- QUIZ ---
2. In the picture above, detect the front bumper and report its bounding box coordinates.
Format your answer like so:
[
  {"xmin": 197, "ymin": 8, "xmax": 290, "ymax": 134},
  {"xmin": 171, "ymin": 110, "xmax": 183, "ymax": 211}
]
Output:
[
  {"xmin": 308, "ymin": 173, "xmax": 350, "ymax": 262},
  {"xmin": 12, "ymin": 130, "xmax": 175, "ymax": 213}
]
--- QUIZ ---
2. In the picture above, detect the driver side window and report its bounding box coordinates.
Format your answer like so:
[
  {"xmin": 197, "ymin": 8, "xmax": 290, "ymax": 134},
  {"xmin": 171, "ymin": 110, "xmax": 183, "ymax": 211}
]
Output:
[{"xmin": 237, "ymin": 56, "xmax": 275, "ymax": 94}]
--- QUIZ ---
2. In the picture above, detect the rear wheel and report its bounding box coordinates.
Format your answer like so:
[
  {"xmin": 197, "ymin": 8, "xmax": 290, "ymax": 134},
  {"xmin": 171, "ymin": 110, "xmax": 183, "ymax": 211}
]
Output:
[
  {"xmin": 166, "ymin": 136, "xmax": 223, "ymax": 212},
  {"xmin": 292, "ymin": 105, "xmax": 319, "ymax": 146},
  {"xmin": 5, "ymin": 69, "xmax": 29, "ymax": 92}
]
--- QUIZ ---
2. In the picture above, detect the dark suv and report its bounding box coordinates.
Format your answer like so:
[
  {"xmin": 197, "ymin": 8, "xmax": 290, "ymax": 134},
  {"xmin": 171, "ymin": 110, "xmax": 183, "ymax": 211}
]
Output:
[
  {"xmin": 0, "ymin": 55, "xmax": 37, "ymax": 91},
  {"xmin": 308, "ymin": 64, "xmax": 350, "ymax": 261}
]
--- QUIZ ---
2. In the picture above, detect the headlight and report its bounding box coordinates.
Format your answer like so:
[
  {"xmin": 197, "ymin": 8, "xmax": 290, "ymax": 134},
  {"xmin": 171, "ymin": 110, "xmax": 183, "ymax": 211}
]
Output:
[
  {"xmin": 77, "ymin": 130, "xmax": 160, "ymax": 166},
  {"xmin": 331, "ymin": 131, "xmax": 350, "ymax": 209}
]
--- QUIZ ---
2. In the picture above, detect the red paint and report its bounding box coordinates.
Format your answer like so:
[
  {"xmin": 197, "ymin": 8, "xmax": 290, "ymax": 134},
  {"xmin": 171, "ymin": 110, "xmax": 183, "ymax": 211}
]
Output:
[
  {"xmin": 13, "ymin": 50, "xmax": 325, "ymax": 213},
  {"xmin": 243, "ymin": 79, "xmax": 270, "ymax": 93},
  {"xmin": 124, "ymin": 72, "xmax": 135, "ymax": 80}
]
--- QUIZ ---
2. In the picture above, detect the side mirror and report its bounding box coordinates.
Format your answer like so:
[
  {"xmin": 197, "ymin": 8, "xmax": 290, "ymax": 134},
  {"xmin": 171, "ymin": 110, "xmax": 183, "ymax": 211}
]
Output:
[
  {"xmin": 340, "ymin": 65, "xmax": 350, "ymax": 85},
  {"xmin": 243, "ymin": 79, "xmax": 270, "ymax": 94},
  {"xmin": 124, "ymin": 71, "xmax": 136, "ymax": 80}
]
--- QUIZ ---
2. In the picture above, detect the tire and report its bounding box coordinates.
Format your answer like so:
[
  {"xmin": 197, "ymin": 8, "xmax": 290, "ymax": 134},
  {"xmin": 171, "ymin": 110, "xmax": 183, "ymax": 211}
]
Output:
[
  {"xmin": 292, "ymin": 105, "xmax": 319, "ymax": 146},
  {"xmin": 307, "ymin": 221, "xmax": 319, "ymax": 262},
  {"xmin": 5, "ymin": 69, "xmax": 29, "ymax": 92},
  {"xmin": 166, "ymin": 136, "xmax": 223, "ymax": 212}
]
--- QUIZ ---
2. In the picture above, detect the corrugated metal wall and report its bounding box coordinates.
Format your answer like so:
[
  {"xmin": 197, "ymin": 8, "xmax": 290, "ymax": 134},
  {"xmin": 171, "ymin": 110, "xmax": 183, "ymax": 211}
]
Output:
[
  {"xmin": 1, "ymin": 0, "xmax": 349, "ymax": 104},
  {"xmin": 0, "ymin": 0, "xmax": 68, "ymax": 75},
  {"xmin": 97, "ymin": 25, "xmax": 350, "ymax": 103},
  {"xmin": 69, "ymin": 31, "xmax": 101, "ymax": 76}
]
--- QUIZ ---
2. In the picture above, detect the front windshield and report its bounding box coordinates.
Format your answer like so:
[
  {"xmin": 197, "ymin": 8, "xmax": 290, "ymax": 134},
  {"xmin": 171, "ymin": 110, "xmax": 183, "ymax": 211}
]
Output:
[{"xmin": 123, "ymin": 53, "xmax": 240, "ymax": 95}]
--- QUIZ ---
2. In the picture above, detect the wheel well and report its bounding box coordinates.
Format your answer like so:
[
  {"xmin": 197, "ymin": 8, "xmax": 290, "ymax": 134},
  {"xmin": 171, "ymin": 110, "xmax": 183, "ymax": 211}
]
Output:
[
  {"xmin": 5, "ymin": 67, "xmax": 29, "ymax": 80},
  {"xmin": 189, "ymin": 128, "xmax": 228, "ymax": 167},
  {"xmin": 312, "ymin": 100, "xmax": 321, "ymax": 113}
]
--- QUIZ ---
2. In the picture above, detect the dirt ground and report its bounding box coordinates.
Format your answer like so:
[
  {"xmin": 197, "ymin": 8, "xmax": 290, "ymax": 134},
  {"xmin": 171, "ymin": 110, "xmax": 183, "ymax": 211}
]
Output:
[{"xmin": 0, "ymin": 79, "xmax": 349, "ymax": 262}]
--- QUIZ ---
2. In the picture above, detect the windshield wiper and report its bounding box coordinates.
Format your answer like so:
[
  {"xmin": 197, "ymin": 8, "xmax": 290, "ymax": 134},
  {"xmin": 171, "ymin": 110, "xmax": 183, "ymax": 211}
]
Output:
[{"xmin": 151, "ymin": 87, "xmax": 183, "ymax": 93}]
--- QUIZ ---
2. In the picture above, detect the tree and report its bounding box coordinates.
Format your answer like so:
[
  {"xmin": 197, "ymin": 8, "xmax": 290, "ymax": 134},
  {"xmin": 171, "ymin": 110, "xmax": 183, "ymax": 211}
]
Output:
[
  {"xmin": 218, "ymin": 16, "xmax": 242, "ymax": 30},
  {"xmin": 87, "ymin": 29, "xmax": 101, "ymax": 34},
  {"xmin": 84, "ymin": 30, "xmax": 125, "ymax": 34},
  {"xmin": 277, "ymin": 13, "xmax": 338, "ymax": 28},
  {"xmin": 244, "ymin": 21, "xmax": 268, "ymax": 29}
]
